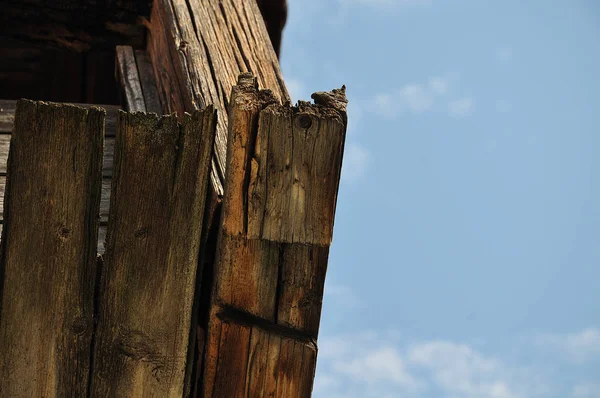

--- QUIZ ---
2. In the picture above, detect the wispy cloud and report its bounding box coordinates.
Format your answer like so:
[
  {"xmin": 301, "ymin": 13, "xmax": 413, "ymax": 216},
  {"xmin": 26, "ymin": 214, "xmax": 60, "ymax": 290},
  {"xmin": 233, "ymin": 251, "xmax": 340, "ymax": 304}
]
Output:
[
  {"xmin": 314, "ymin": 332, "xmax": 535, "ymax": 398},
  {"xmin": 448, "ymin": 97, "xmax": 474, "ymax": 118},
  {"xmin": 428, "ymin": 77, "xmax": 448, "ymax": 95},
  {"xmin": 341, "ymin": 143, "xmax": 369, "ymax": 183},
  {"xmin": 373, "ymin": 78, "xmax": 444, "ymax": 117},
  {"xmin": 372, "ymin": 76, "xmax": 475, "ymax": 119},
  {"xmin": 408, "ymin": 341, "xmax": 522, "ymax": 398},
  {"xmin": 536, "ymin": 328, "xmax": 600, "ymax": 363}
]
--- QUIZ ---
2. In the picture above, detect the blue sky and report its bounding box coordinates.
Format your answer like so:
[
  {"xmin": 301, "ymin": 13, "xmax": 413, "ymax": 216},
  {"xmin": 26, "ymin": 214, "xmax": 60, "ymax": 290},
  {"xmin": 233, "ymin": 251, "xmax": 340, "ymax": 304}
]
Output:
[{"xmin": 280, "ymin": 1, "xmax": 600, "ymax": 397}]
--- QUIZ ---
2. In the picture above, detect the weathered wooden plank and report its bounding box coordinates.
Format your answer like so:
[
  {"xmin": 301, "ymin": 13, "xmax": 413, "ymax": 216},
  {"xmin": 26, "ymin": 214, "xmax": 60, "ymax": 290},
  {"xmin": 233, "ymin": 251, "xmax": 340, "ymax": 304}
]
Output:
[
  {"xmin": 134, "ymin": 50, "xmax": 163, "ymax": 114},
  {"xmin": 277, "ymin": 244, "xmax": 329, "ymax": 336},
  {"xmin": 89, "ymin": 108, "xmax": 216, "ymax": 397},
  {"xmin": 147, "ymin": 0, "xmax": 290, "ymax": 195},
  {"xmin": 0, "ymin": 100, "xmax": 104, "ymax": 397},
  {"xmin": 201, "ymin": 75, "xmax": 347, "ymax": 397},
  {"xmin": 116, "ymin": 46, "xmax": 146, "ymax": 112},
  {"xmin": 0, "ymin": 99, "xmax": 120, "ymax": 135},
  {"xmin": 247, "ymin": 98, "xmax": 347, "ymax": 245}
]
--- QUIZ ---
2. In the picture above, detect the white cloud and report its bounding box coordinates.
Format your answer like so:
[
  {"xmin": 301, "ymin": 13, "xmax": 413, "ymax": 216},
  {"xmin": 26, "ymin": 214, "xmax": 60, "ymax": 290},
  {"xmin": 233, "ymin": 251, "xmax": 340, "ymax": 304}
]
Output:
[
  {"xmin": 341, "ymin": 143, "xmax": 369, "ymax": 182},
  {"xmin": 315, "ymin": 332, "xmax": 420, "ymax": 398},
  {"xmin": 428, "ymin": 76, "xmax": 448, "ymax": 95},
  {"xmin": 399, "ymin": 84, "xmax": 434, "ymax": 113},
  {"xmin": 408, "ymin": 341, "xmax": 521, "ymax": 398},
  {"xmin": 537, "ymin": 328, "xmax": 600, "ymax": 363},
  {"xmin": 371, "ymin": 77, "xmax": 478, "ymax": 119},
  {"xmin": 448, "ymin": 97, "xmax": 474, "ymax": 117},
  {"xmin": 324, "ymin": 283, "xmax": 364, "ymax": 309},
  {"xmin": 572, "ymin": 383, "xmax": 600, "ymax": 398},
  {"xmin": 314, "ymin": 332, "xmax": 537, "ymax": 398}
]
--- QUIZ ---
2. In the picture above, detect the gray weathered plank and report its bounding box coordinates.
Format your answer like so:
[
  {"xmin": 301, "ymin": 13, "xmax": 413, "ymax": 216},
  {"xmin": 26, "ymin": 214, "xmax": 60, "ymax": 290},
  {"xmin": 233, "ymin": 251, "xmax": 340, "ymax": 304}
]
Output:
[
  {"xmin": 116, "ymin": 46, "xmax": 146, "ymax": 112},
  {"xmin": 0, "ymin": 100, "xmax": 104, "ymax": 397},
  {"xmin": 89, "ymin": 108, "xmax": 216, "ymax": 397},
  {"xmin": 134, "ymin": 50, "xmax": 163, "ymax": 115}
]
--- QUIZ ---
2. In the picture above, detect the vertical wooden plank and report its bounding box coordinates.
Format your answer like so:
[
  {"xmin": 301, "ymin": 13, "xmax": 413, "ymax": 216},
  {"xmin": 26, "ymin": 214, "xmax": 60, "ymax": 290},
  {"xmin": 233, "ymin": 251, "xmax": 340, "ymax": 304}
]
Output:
[
  {"xmin": 134, "ymin": 50, "xmax": 163, "ymax": 115},
  {"xmin": 0, "ymin": 100, "xmax": 104, "ymax": 397},
  {"xmin": 89, "ymin": 107, "xmax": 216, "ymax": 397},
  {"xmin": 200, "ymin": 75, "xmax": 347, "ymax": 397},
  {"xmin": 277, "ymin": 244, "xmax": 329, "ymax": 336},
  {"xmin": 115, "ymin": 46, "xmax": 146, "ymax": 112}
]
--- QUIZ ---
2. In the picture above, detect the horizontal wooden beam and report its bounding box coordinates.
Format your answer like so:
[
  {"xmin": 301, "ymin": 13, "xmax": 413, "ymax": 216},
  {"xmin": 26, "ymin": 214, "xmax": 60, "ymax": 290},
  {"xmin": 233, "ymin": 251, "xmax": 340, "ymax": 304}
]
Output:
[{"xmin": 0, "ymin": 0, "xmax": 151, "ymax": 51}]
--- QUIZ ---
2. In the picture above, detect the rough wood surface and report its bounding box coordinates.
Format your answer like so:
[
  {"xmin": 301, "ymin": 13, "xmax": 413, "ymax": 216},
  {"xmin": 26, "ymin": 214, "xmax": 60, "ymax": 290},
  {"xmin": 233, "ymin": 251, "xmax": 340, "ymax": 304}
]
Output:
[
  {"xmin": 200, "ymin": 75, "xmax": 347, "ymax": 397},
  {"xmin": 147, "ymin": 0, "xmax": 290, "ymax": 195},
  {"xmin": 116, "ymin": 46, "xmax": 146, "ymax": 112},
  {"xmin": 134, "ymin": 50, "xmax": 163, "ymax": 114},
  {"xmin": 0, "ymin": 100, "xmax": 120, "ymax": 135},
  {"xmin": 0, "ymin": 100, "xmax": 104, "ymax": 397},
  {"xmin": 89, "ymin": 109, "xmax": 216, "ymax": 397}
]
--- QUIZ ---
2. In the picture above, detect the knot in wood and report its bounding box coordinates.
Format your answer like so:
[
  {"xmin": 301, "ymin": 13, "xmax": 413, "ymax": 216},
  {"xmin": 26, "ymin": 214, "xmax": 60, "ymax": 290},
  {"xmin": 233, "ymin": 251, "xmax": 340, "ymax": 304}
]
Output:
[{"xmin": 297, "ymin": 114, "xmax": 312, "ymax": 129}]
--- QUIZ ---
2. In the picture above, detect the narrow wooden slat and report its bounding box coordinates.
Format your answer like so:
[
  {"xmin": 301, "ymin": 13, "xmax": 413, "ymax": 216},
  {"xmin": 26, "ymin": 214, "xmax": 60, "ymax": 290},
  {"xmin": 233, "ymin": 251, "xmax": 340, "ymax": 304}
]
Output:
[
  {"xmin": 201, "ymin": 75, "xmax": 347, "ymax": 397},
  {"xmin": 89, "ymin": 108, "xmax": 216, "ymax": 397},
  {"xmin": 0, "ymin": 100, "xmax": 104, "ymax": 397},
  {"xmin": 148, "ymin": 0, "xmax": 290, "ymax": 195},
  {"xmin": 134, "ymin": 50, "xmax": 163, "ymax": 115},
  {"xmin": 115, "ymin": 46, "xmax": 146, "ymax": 112}
]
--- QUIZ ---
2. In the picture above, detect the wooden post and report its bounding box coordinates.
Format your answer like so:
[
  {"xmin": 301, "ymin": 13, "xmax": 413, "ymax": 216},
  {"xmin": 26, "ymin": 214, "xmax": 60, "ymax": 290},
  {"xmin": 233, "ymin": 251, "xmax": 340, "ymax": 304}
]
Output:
[
  {"xmin": 0, "ymin": 100, "xmax": 104, "ymax": 397},
  {"xmin": 201, "ymin": 74, "xmax": 347, "ymax": 397},
  {"xmin": 147, "ymin": 0, "xmax": 290, "ymax": 195},
  {"xmin": 89, "ymin": 109, "xmax": 216, "ymax": 397}
]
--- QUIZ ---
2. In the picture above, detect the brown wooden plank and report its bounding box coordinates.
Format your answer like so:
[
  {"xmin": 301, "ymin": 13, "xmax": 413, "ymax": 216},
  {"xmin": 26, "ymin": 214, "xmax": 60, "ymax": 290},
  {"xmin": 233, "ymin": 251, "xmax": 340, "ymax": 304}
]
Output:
[
  {"xmin": 89, "ymin": 108, "xmax": 216, "ymax": 397},
  {"xmin": 116, "ymin": 46, "xmax": 146, "ymax": 112},
  {"xmin": 0, "ymin": 100, "xmax": 104, "ymax": 397},
  {"xmin": 247, "ymin": 100, "xmax": 346, "ymax": 245},
  {"xmin": 0, "ymin": 176, "xmax": 109, "ymax": 224},
  {"xmin": 134, "ymin": 50, "xmax": 163, "ymax": 115},
  {"xmin": 148, "ymin": 0, "xmax": 291, "ymax": 195},
  {"xmin": 277, "ymin": 244, "xmax": 330, "ymax": 336},
  {"xmin": 0, "ymin": 100, "xmax": 120, "ymax": 135},
  {"xmin": 201, "ymin": 75, "xmax": 347, "ymax": 397}
]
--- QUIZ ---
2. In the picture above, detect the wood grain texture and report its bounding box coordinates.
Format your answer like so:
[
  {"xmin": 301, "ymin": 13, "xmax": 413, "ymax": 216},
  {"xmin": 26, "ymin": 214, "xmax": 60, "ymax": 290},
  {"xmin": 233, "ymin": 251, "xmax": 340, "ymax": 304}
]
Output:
[
  {"xmin": 201, "ymin": 75, "xmax": 347, "ymax": 397},
  {"xmin": 89, "ymin": 108, "xmax": 216, "ymax": 397},
  {"xmin": 116, "ymin": 46, "xmax": 146, "ymax": 112},
  {"xmin": 147, "ymin": 0, "xmax": 290, "ymax": 195},
  {"xmin": 0, "ymin": 100, "xmax": 120, "ymax": 135},
  {"xmin": 0, "ymin": 100, "xmax": 104, "ymax": 397},
  {"xmin": 134, "ymin": 50, "xmax": 163, "ymax": 114}
]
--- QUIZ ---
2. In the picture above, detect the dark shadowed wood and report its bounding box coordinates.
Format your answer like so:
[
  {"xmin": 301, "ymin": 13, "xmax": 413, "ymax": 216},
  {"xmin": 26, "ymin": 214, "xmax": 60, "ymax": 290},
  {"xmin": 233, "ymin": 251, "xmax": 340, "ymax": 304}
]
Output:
[
  {"xmin": 147, "ymin": 0, "xmax": 290, "ymax": 195},
  {"xmin": 135, "ymin": 50, "xmax": 163, "ymax": 114},
  {"xmin": 89, "ymin": 108, "xmax": 216, "ymax": 397},
  {"xmin": 0, "ymin": 100, "xmax": 104, "ymax": 397},
  {"xmin": 201, "ymin": 75, "xmax": 347, "ymax": 397},
  {"xmin": 0, "ymin": 0, "xmax": 151, "ymax": 51},
  {"xmin": 116, "ymin": 46, "xmax": 146, "ymax": 112}
]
